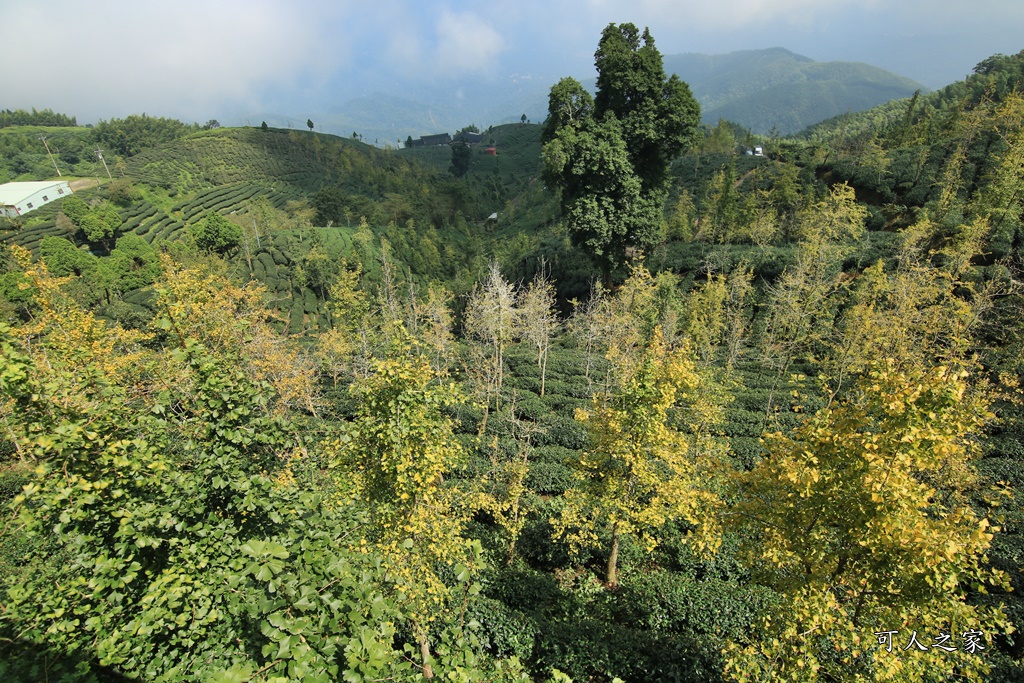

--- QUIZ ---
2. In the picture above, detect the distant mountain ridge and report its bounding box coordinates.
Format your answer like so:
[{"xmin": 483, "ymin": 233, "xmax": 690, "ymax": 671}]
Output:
[
  {"xmin": 257, "ymin": 48, "xmax": 925, "ymax": 142},
  {"xmin": 663, "ymin": 48, "xmax": 926, "ymax": 134}
]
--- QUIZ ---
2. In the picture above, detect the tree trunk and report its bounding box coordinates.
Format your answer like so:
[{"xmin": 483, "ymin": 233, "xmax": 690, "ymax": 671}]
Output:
[
  {"xmin": 418, "ymin": 628, "xmax": 434, "ymax": 679},
  {"xmin": 606, "ymin": 524, "xmax": 620, "ymax": 588},
  {"xmin": 539, "ymin": 345, "xmax": 548, "ymax": 397}
]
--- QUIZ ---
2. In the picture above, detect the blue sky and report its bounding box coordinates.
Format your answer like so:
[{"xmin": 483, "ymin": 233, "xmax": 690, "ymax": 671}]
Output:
[{"xmin": 3, "ymin": 0, "xmax": 1023, "ymax": 126}]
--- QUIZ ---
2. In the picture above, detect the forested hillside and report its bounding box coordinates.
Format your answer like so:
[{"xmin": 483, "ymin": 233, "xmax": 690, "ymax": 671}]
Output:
[
  {"xmin": 663, "ymin": 48, "xmax": 924, "ymax": 134},
  {"xmin": 2, "ymin": 38, "xmax": 1024, "ymax": 683}
]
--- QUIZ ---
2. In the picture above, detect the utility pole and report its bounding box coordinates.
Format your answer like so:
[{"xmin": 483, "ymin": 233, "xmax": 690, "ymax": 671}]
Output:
[
  {"xmin": 39, "ymin": 135, "xmax": 61, "ymax": 176},
  {"xmin": 95, "ymin": 149, "xmax": 112, "ymax": 180}
]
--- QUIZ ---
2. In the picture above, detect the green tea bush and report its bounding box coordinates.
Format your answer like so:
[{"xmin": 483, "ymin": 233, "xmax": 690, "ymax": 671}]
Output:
[
  {"xmin": 507, "ymin": 375, "xmax": 542, "ymax": 396},
  {"xmin": 466, "ymin": 596, "xmax": 537, "ymax": 661},
  {"xmin": 513, "ymin": 394, "xmax": 547, "ymax": 421},
  {"xmin": 526, "ymin": 461, "xmax": 575, "ymax": 495},
  {"xmin": 721, "ymin": 408, "xmax": 766, "ymax": 437},
  {"xmin": 485, "ymin": 566, "xmax": 565, "ymax": 616},
  {"xmin": 256, "ymin": 251, "xmax": 276, "ymax": 272},
  {"xmin": 545, "ymin": 390, "xmax": 586, "ymax": 412},
  {"xmin": 533, "ymin": 617, "xmax": 718, "ymax": 683},
  {"xmin": 98, "ymin": 300, "xmax": 153, "ymax": 329},
  {"xmin": 729, "ymin": 436, "xmax": 764, "ymax": 469},
  {"xmin": 514, "ymin": 500, "xmax": 583, "ymax": 571},
  {"xmin": 302, "ymin": 287, "xmax": 317, "ymax": 313},
  {"xmin": 288, "ymin": 298, "xmax": 304, "ymax": 335},
  {"xmin": 122, "ymin": 288, "xmax": 157, "ymax": 310},
  {"xmin": 535, "ymin": 415, "xmax": 587, "ymax": 450},
  {"xmin": 271, "ymin": 248, "xmax": 290, "ymax": 266},
  {"xmin": 531, "ymin": 445, "xmax": 575, "ymax": 466},
  {"xmin": 615, "ymin": 569, "xmax": 774, "ymax": 639},
  {"xmin": 0, "ymin": 461, "xmax": 29, "ymax": 504}
]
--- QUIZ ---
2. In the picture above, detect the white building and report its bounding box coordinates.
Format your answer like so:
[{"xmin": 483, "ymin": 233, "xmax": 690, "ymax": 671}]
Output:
[{"xmin": 0, "ymin": 180, "xmax": 73, "ymax": 218}]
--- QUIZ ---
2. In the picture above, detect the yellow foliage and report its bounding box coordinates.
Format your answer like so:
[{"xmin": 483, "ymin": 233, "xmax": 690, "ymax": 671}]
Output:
[
  {"xmin": 554, "ymin": 327, "xmax": 722, "ymax": 583},
  {"xmin": 724, "ymin": 362, "xmax": 1011, "ymax": 682},
  {"xmin": 7, "ymin": 245, "xmax": 151, "ymax": 387},
  {"xmin": 153, "ymin": 255, "xmax": 318, "ymax": 414},
  {"xmin": 824, "ymin": 215, "xmax": 998, "ymax": 398},
  {"xmin": 334, "ymin": 340, "xmax": 473, "ymax": 624}
]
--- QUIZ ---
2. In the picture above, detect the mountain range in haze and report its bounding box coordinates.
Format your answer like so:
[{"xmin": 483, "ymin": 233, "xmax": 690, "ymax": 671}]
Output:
[{"xmin": 236, "ymin": 48, "xmax": 924, "ymax": 144}]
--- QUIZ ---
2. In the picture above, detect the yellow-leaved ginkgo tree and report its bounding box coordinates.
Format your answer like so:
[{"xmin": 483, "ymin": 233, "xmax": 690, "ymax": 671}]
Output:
[
  {"xmin": 724, "ymin": 362, "xmax": 1012, "ymax": 682},
  {"xmin": 336, "ymin": 332, "xmax": 478, "ymax": 679},
  {"xmin": 554, "ymin": 327, "xmax": 721, "ymax": 588}
]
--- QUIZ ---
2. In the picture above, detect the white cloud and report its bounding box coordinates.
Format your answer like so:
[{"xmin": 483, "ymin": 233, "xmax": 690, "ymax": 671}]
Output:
[
  {"xmin": 583, "ymin": 0, "xmax": 876, "ymax": 29},
  {"xmin": 433, "ymin": 10, "xmax": 506, "ymax": 74},
  {"xmin": 0, "ymin": 0, "xmax": 352, "ymax": 121},
  {"xmin": 3, "ymin": 0, "xmax": 1022, "ymax": 123}
]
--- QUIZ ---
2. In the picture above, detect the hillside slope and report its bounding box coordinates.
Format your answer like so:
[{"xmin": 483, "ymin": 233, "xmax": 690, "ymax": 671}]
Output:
[{"xmin": 662, "ymin": 48, "xmax": 924, "ymax": 134}]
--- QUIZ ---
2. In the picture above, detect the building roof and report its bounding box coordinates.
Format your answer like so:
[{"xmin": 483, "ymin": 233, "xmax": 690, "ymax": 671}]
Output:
[
  {"xmin": 420, "ymin": 133, "xmax": 452, "ymax": 145},
  {"xmin": 0, "ymin": 181, "xmax": 68, "ymax": 206},
  {"xmin": 454, "ymin": 131, "xmax": 485, "ymax": 144}
]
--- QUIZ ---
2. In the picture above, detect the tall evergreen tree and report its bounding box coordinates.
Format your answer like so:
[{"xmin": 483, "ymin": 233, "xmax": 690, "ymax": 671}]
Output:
[{"xmin": 542, "ymin": 23, "xmax": 701, "ymax": 279}]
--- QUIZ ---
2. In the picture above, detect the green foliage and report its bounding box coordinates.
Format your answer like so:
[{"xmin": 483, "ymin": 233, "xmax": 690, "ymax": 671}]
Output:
[
  {"xmin": 77, "ymin": 211, "xmax": 108, "ymax": 242},
  {"xmin": 104, "ymin": 233, "xmax": 161, "ymax": 292},
  {"xmin": 57, "ymin": 196, "xmax": 123, "ymax": 244},
  {"xmin": 60, "ymin": 194, "xmax": 90, "ymax": 225},
  {"xmin": 543, "ymin": 115, "xmax": 663, "ymax": 271},
  {"xmin": 106, "ymin": 178, "xmax": 142, "ymax": 206},
  {"xmin": 91, "ymin": 201, "xmax": 122, "ymax": 239},
  {"xmin": 593, "ymin": 23, "xmax": 702, "ymax": 192},
  {"xmin": 311, "ymin": 185, "xmax": 349, "ymax": 226},
  {"xmin": 543, "ymin": 23, "xmax": 701, "ymax": 274},
  {"xmin": 7, "ymin": 47, "xmax": 1024, "ymax": 683},
  {"xmin": 0, "ymin": 108, "xmax": 77, "ymax": 128},
  {"xmin": 0, "ymin": 337, "xmax": 408, "ymax": 681},
  {"xmin": 39, "ymin": 235, "xmax": 96, "ymax": 277},
  {"xmin": 94, "ymin": 114, "xmax": 196, "ymax": 157},
  {"xmin": 189, "ymin": 211, "xmax": 242, "ymax": 253},
  {"xmin": 450, "ymin": 141, "xmax": 472, "ymax": 177}
]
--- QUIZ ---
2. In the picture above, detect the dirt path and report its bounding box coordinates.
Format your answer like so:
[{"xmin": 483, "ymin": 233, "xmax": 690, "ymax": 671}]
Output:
[
  {"xmin": 69, "ymin": 178, "xmax": 100, "ymax": 191},
  {"xmin": 734, "ymin": 169, "xmax": 756, "ymax": 189}
]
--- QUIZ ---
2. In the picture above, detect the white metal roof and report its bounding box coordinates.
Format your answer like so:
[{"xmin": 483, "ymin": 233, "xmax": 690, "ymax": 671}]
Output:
[{"xmin": 0, "ymin": 181, "xmax": 68, "ymax": 206}]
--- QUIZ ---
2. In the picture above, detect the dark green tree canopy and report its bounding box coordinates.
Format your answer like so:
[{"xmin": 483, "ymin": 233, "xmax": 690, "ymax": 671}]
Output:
[
  {"xmin": 59, "ymin": 196, "xmax": 121, "ymax": 244},
  {"xmin": 594, "ymin": 23, "xmax": 701, "ymax": 190},
  {"xmin": 59, "ymin": 194, "xmax": 90, "ymax": 226},
  {"xmin": 543, "ymin": 78, "xmax": 595, "ymax": 142},
  {"xmin": 93, "ymin": 114, "xmax": 195, "ymax": 157},
  {"xmin": 449, "ymin": 141, "xmax": 471, "ymax": 177},
  {"xmin": 189, "ymin": 211, "xmax": 242, "ymax": 254},
  {"xmin": 542, "ymin": 23, "xmax": 701, "ymax": 274}
]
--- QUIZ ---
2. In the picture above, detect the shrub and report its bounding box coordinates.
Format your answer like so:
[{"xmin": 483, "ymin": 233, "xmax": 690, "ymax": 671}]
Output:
[
  {"xmin": 107, "ymin": 178, "xmax": 143, "ymax": 206},
  {"xmin": 526, "ymin": 461, "xmax": 575, "ymax": 495},
  {"xmin": 466, "ymin": 597, "xmax": 537, "ymax": 660},
  {"xmin": 535, "ymin": 415, "xmax": 587, "ymax": 449},
  {"xmin": 189, "ymin": 211, "xmax": 241, "ymax": 253}
]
